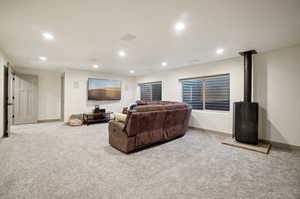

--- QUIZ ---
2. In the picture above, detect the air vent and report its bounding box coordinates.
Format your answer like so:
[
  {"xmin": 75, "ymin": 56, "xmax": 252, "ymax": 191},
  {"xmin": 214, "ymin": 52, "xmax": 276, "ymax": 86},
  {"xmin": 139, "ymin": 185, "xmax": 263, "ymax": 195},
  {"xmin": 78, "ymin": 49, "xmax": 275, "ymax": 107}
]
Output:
[
  {"xmin": 89, "ymin": 58, "xmax": 97, "ymax": 62},
  {"xmin": 121, "ymin": 33, "xmax": 136, "ymax": 41},
  {"xmin": 189, "ymin": 59, "xmax": 201, "ymax": 63}
]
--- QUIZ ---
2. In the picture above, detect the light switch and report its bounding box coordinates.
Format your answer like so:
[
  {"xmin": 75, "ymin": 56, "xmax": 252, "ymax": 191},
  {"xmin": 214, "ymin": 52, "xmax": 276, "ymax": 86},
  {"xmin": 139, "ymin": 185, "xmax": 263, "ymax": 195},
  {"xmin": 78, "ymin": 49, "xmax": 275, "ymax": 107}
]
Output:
[{"xmin": 73, "ymin": 81, "xmax": 79, "ymax": 89}]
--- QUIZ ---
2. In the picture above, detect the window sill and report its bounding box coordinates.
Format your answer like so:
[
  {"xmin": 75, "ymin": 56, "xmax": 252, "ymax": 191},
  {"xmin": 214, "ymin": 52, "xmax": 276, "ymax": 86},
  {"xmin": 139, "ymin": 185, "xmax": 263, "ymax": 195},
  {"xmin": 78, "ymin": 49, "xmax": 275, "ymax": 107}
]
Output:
[{"xmin": 191, "ymin": 109, "xmax": 231, "ymax": 114}]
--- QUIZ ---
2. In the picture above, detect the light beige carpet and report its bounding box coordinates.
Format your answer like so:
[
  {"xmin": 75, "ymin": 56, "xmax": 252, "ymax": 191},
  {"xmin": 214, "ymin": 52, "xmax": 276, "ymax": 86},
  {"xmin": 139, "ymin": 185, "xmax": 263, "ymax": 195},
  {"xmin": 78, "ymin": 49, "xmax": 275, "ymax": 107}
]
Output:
[{"xmin": 0, "ymin": 122, "xmax": 299, "ymax": 199}]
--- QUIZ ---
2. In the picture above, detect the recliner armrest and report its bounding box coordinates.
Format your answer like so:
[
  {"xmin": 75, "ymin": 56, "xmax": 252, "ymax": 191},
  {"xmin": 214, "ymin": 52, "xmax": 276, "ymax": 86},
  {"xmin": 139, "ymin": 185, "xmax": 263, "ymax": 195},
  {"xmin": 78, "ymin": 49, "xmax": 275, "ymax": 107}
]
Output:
[{"xmin": 108, "ymin": 120, "xmax": 125, "ymax": 135}]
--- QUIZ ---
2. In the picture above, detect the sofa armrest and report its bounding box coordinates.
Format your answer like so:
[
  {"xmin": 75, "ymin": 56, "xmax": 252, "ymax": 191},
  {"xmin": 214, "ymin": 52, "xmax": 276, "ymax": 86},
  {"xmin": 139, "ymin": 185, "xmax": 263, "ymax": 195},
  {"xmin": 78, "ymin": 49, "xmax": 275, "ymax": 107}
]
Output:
[
  {"xmin": 109, "ymin": 120, "xmax": 125, "ymax": 134},
  {"xmin": 109, "ymin": 120, "xmax": 135, "ymax": 153}
]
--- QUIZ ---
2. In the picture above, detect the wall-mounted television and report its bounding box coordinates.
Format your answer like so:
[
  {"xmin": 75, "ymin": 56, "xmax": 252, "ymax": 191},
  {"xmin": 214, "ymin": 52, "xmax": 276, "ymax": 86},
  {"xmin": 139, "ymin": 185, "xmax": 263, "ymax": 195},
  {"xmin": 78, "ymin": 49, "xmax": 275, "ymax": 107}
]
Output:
[{"xmin": 87, "ymin": 78, "xmax": 121, "ymax": 100}]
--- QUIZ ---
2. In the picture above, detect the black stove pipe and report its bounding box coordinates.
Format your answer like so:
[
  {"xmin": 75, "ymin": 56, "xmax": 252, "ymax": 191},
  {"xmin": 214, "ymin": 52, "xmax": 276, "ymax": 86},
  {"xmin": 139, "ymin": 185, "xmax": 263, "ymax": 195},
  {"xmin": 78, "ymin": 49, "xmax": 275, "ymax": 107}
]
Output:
[{"xmin": 239, "ymin": 50, "xmax": 257, "ymax": 102}]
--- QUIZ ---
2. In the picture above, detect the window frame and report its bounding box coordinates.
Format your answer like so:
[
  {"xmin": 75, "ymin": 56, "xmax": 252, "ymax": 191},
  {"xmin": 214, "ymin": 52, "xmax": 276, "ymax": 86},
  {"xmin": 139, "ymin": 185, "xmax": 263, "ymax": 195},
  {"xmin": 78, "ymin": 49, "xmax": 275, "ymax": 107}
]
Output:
[{"xmin": 180, "ymin": 74, "xmax": 230, "ymax": 111}]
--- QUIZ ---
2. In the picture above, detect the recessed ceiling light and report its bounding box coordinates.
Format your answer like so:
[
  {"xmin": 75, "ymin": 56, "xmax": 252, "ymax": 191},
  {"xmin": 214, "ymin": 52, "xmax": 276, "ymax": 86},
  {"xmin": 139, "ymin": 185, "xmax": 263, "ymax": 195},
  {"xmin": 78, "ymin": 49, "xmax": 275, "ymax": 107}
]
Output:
[
  {"xmin": 93, "ymin": 64, "xmax": 99, "ymax": 69},
  {"xmin": 175, "ymin": 22, "xmax": 185, "ymax": 32},
  {"xmin": 216, "ymin": 48, "xmax": 224, "ymax": 55},
  {"xmin": 39, "ymin": 56, "xmax": 47, "ymax": 61},
  {"xmin": 42, "ymin": 32, "xmax": 54, "ymax": 40},
  {"xmin": 129, "ymin": 70, "xmax": 135, "ymax": 74},
  {"xmin": 161, "ymin": 62, "xmax": 168, "ymax": 66},
  {"xmin": 118, "ymin": 51, "xmax": 126, "ymax": 57}
]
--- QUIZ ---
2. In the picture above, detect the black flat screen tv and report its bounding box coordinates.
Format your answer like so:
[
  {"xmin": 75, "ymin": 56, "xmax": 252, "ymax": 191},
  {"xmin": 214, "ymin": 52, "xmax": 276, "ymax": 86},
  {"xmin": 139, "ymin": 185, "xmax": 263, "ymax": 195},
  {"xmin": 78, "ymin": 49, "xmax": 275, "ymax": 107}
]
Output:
[{"xmin": 87, "ymin": 78, "xmax": 121, "ymax": 100}]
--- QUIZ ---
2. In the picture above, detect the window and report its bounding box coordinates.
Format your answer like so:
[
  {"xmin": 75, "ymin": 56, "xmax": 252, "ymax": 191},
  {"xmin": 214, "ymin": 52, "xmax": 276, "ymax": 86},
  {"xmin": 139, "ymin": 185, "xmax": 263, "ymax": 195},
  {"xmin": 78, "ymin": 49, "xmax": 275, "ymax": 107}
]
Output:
[
  {"xmin": 139, "ymin": 82, "xmax": 162, "ymax": 101},
  {"xmin": 181, "ymin": 74, "xmax": 230, "ymax": 111}
]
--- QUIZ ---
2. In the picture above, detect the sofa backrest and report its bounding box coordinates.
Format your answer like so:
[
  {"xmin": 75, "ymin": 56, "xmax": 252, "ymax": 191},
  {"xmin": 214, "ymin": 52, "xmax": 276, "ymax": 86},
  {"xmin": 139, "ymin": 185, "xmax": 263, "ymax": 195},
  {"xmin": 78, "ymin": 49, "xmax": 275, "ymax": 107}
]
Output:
[
  {"xmin": 135, "ymin": 105, "xmax": 166, "ymax": 112},
  {"xmin": 124, "ymin": 103, "xmax": 191, "ymax": 138},
  {"xmin": 125, "ymin": 110, "xmax": 167, "ymax": 137},
  {"xmin": 136, "ymin": 100, "xmax": 180, "ymax": 106}
]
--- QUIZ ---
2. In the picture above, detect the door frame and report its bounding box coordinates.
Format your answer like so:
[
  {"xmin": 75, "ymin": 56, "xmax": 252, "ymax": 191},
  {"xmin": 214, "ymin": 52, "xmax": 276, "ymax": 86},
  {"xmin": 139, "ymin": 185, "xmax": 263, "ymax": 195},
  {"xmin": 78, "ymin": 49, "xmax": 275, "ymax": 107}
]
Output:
[
  {"xmin": 3, "ymin": 62, "xmax": 14, "ymax": 137},
  {"xmin": 3, "ymin": 64, "xmax": 8, "ymax": 137}
]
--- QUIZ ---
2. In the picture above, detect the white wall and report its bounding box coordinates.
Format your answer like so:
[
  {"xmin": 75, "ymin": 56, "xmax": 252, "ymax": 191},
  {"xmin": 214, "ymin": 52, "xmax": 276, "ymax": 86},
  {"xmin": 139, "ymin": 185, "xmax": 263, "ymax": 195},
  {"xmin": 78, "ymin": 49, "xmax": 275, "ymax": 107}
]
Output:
[
  {"xmin": 137, "ymin": 45, "xmax": 300, "ymax": 146},
  {"xmin": 253, "ymin": 46, "xmax": 300, "ymax": 146},
  {"xmin": 0, "ymin": 50, "xmax": 7, "ymax": 136},
  {"xmin": 3, "ymin": 46, "xmax": 300, "ymax": 146},
  {"xmin": 64, "ymin": 69, "xmax": 137, "ymax": 122},
  {"xmin": 15, "ymin": 67, "xmax": 62, "ymax": 121},
  {"xmin": 136, "ymin": 58, "xmax": 244, "ymax": 134}
]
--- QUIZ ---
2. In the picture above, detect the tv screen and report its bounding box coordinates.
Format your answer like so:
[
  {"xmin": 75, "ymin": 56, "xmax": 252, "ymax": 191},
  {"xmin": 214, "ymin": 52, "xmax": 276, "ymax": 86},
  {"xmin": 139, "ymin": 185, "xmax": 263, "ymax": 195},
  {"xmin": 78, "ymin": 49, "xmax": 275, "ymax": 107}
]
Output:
[{"xmin": 88, "ymin": 78, "xmax": 121, "ymax": 100}]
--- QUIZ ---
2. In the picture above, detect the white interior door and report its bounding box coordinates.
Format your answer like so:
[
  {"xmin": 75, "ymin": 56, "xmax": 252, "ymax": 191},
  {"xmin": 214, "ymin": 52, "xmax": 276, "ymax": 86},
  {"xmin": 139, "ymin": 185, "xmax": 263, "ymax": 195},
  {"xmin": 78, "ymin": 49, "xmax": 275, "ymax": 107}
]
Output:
[
  {"xmin": 14, "ymin": 73, "xmax": 38, "ymax": 124},
  {"xmin": 61, "ymin": 76, "xmax": 64, "ymax": 121}
]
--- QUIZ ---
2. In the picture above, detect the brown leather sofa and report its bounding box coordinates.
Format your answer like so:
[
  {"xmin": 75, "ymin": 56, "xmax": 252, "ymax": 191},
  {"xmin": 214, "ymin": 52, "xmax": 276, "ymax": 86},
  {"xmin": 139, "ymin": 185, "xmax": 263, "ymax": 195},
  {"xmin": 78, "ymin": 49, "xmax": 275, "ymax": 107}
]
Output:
[{"xmin": 108, "ymin": 101, "xmax": 192, "ymax": 153}]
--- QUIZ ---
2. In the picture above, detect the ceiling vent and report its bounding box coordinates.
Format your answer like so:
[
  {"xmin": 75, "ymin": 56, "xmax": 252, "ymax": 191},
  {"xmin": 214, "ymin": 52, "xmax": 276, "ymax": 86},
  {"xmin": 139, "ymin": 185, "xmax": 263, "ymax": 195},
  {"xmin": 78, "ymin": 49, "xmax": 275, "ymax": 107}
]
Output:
[
  {"xmin": 189, "ymin": 59, "xmax": 201, "ymax": 63},
  {"xmin": 121, "ymin": 33, "xmax": 136, "ymax": 41},
  {"xmin": 89, "ymin": 58, "xmax": 97, "ymax": 62}
]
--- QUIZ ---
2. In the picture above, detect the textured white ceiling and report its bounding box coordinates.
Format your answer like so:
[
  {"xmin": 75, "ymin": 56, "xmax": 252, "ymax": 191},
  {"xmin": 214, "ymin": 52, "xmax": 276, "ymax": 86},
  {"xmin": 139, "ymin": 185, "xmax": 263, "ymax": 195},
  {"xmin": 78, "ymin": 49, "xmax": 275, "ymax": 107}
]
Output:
[{"xmin": 0, "ymin": 0, "xmax": 300, "ymax": 75}]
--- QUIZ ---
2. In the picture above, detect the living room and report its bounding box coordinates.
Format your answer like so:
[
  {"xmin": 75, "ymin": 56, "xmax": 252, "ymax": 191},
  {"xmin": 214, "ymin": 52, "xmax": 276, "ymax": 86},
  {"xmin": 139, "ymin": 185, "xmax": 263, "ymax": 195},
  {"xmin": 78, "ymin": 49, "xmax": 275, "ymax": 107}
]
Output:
[{"xmin": 0, "ymin": 0, "xmax": 300, "ymax": 198}]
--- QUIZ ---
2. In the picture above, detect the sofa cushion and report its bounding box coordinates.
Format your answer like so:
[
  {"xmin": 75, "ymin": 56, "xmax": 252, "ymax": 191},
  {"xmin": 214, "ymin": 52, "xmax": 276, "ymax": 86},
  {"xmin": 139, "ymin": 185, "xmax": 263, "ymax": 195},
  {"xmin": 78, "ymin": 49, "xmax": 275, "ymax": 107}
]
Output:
[
  {"xmin": 129, "ymin": 103, "xmax": 138, "ymax": 110},
  {"xmin": 114, "ymin": 112, "xmax": 127, "ymax": 123}
]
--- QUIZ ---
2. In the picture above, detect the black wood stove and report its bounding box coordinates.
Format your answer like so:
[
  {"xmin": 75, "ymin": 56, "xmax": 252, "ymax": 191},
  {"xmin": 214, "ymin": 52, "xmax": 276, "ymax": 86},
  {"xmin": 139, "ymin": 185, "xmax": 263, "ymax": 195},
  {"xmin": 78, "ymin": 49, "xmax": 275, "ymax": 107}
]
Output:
[{"xmin": 233, "ymin": 50, "xmax": 259, "ymax": 145}]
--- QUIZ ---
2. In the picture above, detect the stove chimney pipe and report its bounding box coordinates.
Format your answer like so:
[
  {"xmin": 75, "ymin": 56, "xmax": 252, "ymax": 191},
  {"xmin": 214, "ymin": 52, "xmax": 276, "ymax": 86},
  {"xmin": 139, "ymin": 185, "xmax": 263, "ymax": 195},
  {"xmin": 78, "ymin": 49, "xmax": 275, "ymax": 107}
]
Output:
[{"xmin": 239, "ymin": 50, "xmax": 257, "ymax": 102}]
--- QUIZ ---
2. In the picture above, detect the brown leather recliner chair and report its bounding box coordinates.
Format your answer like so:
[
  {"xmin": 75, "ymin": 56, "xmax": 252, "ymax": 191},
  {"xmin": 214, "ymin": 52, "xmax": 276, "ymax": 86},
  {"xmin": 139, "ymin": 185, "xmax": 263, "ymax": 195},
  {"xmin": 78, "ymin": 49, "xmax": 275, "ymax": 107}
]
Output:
[{"xmin": 108, "ymin": 101, "xmax": 192, "ymax": 153}]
